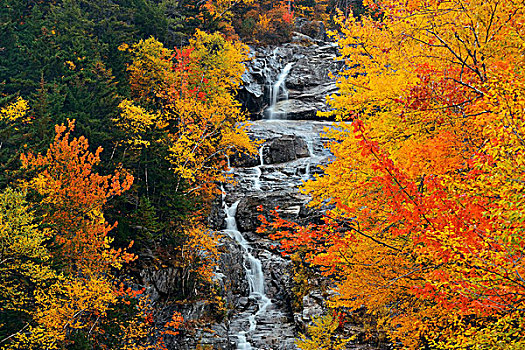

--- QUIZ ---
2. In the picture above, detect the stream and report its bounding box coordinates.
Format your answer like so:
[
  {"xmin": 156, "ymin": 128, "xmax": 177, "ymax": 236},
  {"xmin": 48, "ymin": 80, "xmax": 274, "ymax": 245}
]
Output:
[
  {"xmin": 220, "ymin": 119, "xmax": 332, "ymax": 349},
  {"xmin": 218, "ymin": 45, "xmax": 336, "ymax": 348}
]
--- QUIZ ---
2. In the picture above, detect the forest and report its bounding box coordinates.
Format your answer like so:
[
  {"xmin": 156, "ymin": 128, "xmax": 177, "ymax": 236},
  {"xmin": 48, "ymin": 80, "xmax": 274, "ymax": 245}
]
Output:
[{"xmin": 0, "ymin": 0, "xmax": 524, "ymax": 349}]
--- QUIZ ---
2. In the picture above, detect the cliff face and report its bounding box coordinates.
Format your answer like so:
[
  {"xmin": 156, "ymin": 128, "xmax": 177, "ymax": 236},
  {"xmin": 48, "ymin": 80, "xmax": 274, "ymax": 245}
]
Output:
[{"xmin": 239, "ymin": 34, "xmax": 343, "ymax": 120}]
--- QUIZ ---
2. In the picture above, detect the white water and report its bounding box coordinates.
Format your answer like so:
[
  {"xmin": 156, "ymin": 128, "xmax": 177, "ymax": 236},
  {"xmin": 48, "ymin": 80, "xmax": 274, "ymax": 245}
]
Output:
[
  {"xmin": 302, "ymin": 134, "xmax": 320, "ymax": 181},
  {"xmin": 226, "ymin": 154, "xmax": 232, "ymax": 172},
  {"xmin": 303, "ymin": 140, "xmax": 314, "ymax": 181},
  {"xmin": 252, "ymin": 146, "xmax": 265, "ymax": 191},
  {"xmin": 219, "ymin": 120, "xmax": 333, "ymax": 349},
  {"xmin": 223, "ymin": 200, "xmax": 272, "ymax": 349},
  {"xmin": 268, "ymin": 63, "xmax": 294, "ymax": 120}
]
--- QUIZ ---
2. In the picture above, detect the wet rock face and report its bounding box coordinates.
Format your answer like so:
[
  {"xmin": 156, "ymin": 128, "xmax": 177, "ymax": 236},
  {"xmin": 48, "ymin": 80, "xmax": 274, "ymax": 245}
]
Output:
[
  {"xmin": 240, "ymin": 39, "xmax": 343, "ymax": 120},
  {"xmin": 263, "ymin": 135, "xmax": 309, "ymax": 165},
  {"xmin": 157, "ymin": 120, "xmax": 337, "ymax": 350},
  {"xmin": 163, "ymin": 120, "xmax": 332, "ymax": 350},
  {"xmin": 163, "ymin": 238, "xmax": 249, "ymax": 350},
  {"xmin": 218, "ymin": 239, "xmax": 250, "ymax": 302},
  {"xmin": 294, "ymin": 18, "xmax": 327, "ymax": 41}
]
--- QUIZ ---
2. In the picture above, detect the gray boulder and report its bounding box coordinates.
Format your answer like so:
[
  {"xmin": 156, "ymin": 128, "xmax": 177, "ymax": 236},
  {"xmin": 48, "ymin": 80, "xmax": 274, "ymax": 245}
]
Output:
[{"xmin": 263, "ymin": 135, "xmax": 310, "ymax": 164}]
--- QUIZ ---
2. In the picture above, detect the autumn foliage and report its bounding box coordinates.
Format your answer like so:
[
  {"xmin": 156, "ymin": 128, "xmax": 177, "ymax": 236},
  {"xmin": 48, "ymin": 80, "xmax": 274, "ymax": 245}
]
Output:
[
  {"xmin": 233, "ymin": 1, "xmax": 296, "ymax": 44},
  {"xmin": 1, "ymin": 119, "xmax": 185, "ymax": 349},
  {"xmin": 0, "ymin": 0, "xmax": 338, "ymax": 348},
  {"xmin": 21, "ymin": 120, "xmax": 134, "ymax": 273},
  {"xmin": 117, "ymin": 31, "xmax": 256, "ymax": 203},
  {"xmin": 261, "ymin": 0, "xmax": 525, "ymax": 348}
]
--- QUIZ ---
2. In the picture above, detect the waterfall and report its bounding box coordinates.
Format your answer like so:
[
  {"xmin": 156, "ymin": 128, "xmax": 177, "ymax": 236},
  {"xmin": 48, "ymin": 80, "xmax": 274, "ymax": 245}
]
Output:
[
  {"xmin": 300, "ymin": 133, "xmax": 319, "ymax": 181},
  {"xmin": 267, "ymin": 63, "xmax": 294, "ymax": 120},
  {"xmin": 223, "ymin": 200, "xmax": 272, "ymax": 350},
  {"xmin": 218, "ymin": 120, "xmax": 333, "ymax": 350},
  {"xmin": 252, "ymin": 145, "xmax": 265, "ymax": 191}
]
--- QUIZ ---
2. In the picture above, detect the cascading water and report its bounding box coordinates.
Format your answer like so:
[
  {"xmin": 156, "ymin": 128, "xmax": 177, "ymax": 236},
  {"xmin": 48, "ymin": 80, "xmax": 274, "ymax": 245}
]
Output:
[
  {"xmin": 252, "ymin": 146, "xmax": 265, "ymax": 191},
  {"xmin": 173, "ymin": 40, "xmax": 349, "ymax": 350},
  {"xmin": 267, "ymin": 63, "xmax": 294, "ymax": 120},
  {"xmin": 218, "ymin": 120, "xmax": 333, "ymax": 350},
  {"xmin": 223, "ymin": 200, "xmax": 272, "ymax": 350},
  {"xmin": 301, "ymin": 134, "xmax": 322, "ymax": 181}
]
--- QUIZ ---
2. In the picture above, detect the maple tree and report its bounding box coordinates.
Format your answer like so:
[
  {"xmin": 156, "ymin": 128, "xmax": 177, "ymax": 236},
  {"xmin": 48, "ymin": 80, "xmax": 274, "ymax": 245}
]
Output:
[
  {"xmin": 261, "ymin": 0, "xmax": 525, "ymax": 348},
  {"xmin": 20, "ymin": 119, "xmax": 134, "ymax": 273},
  {"xmin": 5, "ymin": 120, "xmax": 125, "ymax": 348}
]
